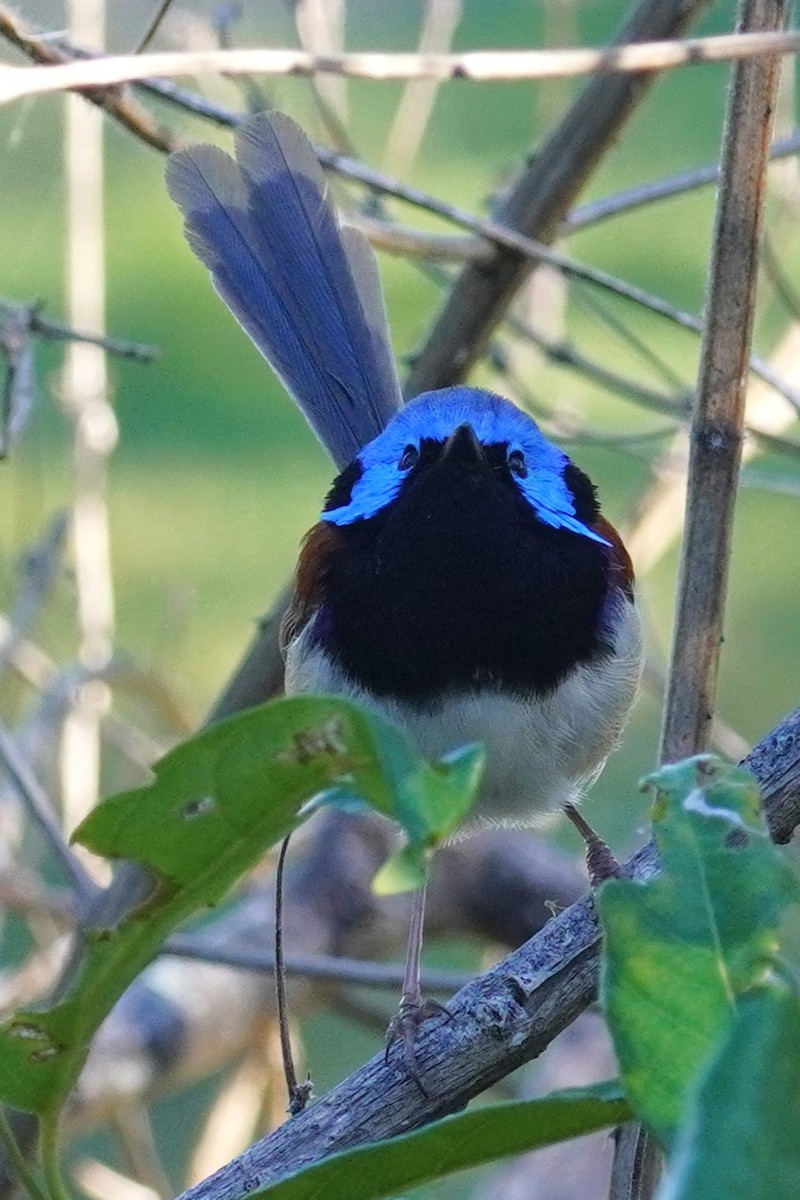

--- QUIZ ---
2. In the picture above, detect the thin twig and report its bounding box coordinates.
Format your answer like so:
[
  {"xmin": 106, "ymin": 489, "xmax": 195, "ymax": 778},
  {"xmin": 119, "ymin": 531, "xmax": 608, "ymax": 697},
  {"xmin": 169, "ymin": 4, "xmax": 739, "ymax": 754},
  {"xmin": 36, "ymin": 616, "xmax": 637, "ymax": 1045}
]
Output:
[
  {"xmin": 624, "ymin": 320, "xmax": 800, "ymax": 575},
  {"xmin": 162, "ymin": 934, "xmax": 473, "ymax": 991},
  {"xmin": 273, "ymin": 836, "xmax": 311, "ymax": 1116},
  {"xmin": 0, "ymin": 4, "xmax": 179, "ymax": 152},
  {"xmin": 26, "ymin": 307, "xmax": 158, "ymax": 362},
  {"xmin": 383, "ymin": 0, "xmax": 463, "ymax": 177},
  {"xmin": 6, "ymin": 10, "xmax": 799, "ymax": 416},
  {"xmin": 565, "ymin": 128, "xmax": 800, "ymax": 232},
  {"xmin": 133, "ymin": 0, "xmax": 176, "ymax": 55},
  {"xmin": 4, "ymin": 30, "xmax": 800, "ymax": 103},
  {"xmin": 0, "ymin": 720, "xmax": 100, "ymax": 910}
]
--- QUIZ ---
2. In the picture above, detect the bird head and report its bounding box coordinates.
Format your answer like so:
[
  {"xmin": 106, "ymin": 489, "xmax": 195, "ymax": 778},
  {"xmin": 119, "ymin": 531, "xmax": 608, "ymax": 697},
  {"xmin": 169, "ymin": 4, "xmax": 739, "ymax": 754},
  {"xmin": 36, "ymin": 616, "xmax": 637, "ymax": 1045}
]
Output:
[{"xmin": 321, "ymin": 385, "xmax": 610, "ymax": 548}]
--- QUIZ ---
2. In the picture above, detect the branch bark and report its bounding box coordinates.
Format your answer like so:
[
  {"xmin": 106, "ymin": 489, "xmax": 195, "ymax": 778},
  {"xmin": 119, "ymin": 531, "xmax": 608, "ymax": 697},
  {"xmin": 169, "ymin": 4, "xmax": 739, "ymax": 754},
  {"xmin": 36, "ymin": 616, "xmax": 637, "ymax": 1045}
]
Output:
[
  {"xmin": 661, "ymin": 0, "xmax": 786, "ymax": 759},
  {"xmin": 6, "ymin": 30, "xmax": 800, "ymax": 103}
]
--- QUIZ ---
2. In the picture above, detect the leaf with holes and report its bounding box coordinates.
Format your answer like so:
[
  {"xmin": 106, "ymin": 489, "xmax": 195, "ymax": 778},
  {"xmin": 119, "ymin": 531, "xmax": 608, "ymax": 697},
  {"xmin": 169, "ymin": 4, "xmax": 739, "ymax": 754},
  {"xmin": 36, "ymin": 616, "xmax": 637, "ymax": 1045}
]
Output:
[
  {"xmin": 598, "ymin": 755, "xmax": 798, "ymax": 1148},
  {"xmin": 0, "ymin": 695, "xmax": 482, "ymax": 1115}
]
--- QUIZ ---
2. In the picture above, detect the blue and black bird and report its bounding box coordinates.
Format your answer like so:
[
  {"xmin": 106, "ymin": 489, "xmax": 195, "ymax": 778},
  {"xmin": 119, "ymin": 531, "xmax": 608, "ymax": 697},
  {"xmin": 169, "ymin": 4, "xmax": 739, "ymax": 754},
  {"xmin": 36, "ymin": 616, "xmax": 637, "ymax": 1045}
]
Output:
[{"xmin": 167, "ymin": 112, "xmax": 642, "ymax": 1066}]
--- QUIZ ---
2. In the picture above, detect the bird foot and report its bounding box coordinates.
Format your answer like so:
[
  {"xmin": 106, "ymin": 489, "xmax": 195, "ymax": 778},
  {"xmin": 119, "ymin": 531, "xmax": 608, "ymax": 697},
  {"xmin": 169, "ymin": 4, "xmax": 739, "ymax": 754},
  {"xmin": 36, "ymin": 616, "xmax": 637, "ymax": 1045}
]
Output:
[
  {"xmin": 385, "ymin": 998, "xmax": 452, "ymax": 1096},
  {"xmin": 564, "ymin": 803, "xmax": 622, "ymax": 887}
]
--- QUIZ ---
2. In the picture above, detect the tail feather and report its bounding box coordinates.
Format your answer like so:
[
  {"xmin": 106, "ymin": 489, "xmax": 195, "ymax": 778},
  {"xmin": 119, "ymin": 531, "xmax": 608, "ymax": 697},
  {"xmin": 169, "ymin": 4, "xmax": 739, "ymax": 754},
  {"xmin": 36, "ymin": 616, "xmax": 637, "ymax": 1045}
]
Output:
[{"xmin": 166, "ymin": 111, "xmax": 402, "ymax": 469}]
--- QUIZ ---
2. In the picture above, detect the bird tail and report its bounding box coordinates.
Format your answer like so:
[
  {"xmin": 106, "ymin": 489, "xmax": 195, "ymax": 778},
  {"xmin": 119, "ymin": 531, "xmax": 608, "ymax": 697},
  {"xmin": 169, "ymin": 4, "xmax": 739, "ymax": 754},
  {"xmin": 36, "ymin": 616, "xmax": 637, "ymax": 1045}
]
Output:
[{"xmin": 166, "ymin": 111, "xmax": 402, "ymax": 469}]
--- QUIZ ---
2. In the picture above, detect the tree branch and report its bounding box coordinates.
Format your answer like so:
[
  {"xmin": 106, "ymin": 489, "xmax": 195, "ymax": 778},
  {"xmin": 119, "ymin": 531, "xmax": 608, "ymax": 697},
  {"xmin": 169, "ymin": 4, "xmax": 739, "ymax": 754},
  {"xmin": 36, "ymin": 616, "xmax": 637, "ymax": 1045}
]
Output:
[
  {"xmin": 0, "ymin": 721, "xmax": 100, "ymax": 911},
  {"xmin": 3, "ymin": 29, "xmax": 800, "ymax": 103},
  {"xmin": 661, "ymin": 0, "xmax": 787, "ymax": 762}
]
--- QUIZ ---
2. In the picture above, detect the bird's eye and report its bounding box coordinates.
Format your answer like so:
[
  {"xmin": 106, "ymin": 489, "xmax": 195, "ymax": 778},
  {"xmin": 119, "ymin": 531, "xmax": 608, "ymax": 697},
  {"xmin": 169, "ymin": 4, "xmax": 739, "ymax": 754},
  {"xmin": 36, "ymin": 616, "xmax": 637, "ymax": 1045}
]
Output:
[
  {"xmin": 399, "ymin": 444, "xmax": 419, "ymax": 471},
  {"xmin": 507, "ymin": 448, "xmax": 527, "ymax": 478}
]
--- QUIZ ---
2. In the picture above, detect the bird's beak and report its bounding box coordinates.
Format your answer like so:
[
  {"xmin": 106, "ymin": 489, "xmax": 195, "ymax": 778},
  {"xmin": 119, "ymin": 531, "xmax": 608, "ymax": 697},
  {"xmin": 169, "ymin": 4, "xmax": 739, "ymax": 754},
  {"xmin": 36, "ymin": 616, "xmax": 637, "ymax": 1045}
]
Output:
[{"xmin": 441, "ymin": 423, "xmax": 486, "ymax": 466}]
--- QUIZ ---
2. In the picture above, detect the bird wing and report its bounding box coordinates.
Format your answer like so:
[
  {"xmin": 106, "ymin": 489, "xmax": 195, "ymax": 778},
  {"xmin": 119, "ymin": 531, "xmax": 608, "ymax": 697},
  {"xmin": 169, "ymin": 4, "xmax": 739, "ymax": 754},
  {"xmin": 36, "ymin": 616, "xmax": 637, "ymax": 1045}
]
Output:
[{"xmin": 166, "ymin": 111, "xmax": 402, "ymax": 469}]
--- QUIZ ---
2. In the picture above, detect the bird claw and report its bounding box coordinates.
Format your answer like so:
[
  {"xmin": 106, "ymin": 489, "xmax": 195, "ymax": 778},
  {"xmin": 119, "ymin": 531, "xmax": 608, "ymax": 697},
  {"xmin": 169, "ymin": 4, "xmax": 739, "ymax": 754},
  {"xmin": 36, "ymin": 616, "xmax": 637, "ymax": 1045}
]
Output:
[{"xmin": 385, "ymin": 998, "xmax": 453, "ymax": 1096}]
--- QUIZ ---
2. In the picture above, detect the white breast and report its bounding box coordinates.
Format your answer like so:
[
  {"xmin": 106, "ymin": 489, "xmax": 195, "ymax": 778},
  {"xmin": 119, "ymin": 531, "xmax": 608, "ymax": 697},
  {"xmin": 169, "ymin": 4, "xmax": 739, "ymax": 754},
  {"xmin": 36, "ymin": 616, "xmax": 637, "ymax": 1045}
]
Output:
[{"xmin": 285, "ymin": 595, "xmax": 642, "ymax": 831}]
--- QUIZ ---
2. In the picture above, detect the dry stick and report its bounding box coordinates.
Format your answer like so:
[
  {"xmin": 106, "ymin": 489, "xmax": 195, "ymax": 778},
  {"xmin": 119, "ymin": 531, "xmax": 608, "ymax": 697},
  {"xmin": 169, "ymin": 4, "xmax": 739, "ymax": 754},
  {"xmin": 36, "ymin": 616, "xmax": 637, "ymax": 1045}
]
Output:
[
  {"xmin": 661, "ymin": 0, "xmax": 785, "ymax": 764},
  {"xmin": 6, "ymin": 29, "xmax": 800, "ymax": 102},
  {"xmin": 615, "ymin": 2, "xmax": 788, "ymax": 1196},
  {"xmin": 133, "ymin": 0, "xmax": 177, "ymax": 55},
  {"xmin": 172, "ymin": 703, "xmax": 800, "ymax": 1200},
  {"xmin": 162, "ymin": 934, "xmax": 473, "ymax": 992},
  {"xmin": 273, "ymin": 835, "xmax": 311, "ymax": 1116},
  {"xmin": 0, "ymin": 722, "xmax": 100, "ymax": 909},
  {"xmin": 0, "ymin": 4, "xmax": 178, "ymax": 153},
  {"xmin": 383, "ymin": 0, "xmax": 463, "ymax": 177},
  {"xmin": 566, "ymin": 128, "xmax": 800, "ymax": 232}
]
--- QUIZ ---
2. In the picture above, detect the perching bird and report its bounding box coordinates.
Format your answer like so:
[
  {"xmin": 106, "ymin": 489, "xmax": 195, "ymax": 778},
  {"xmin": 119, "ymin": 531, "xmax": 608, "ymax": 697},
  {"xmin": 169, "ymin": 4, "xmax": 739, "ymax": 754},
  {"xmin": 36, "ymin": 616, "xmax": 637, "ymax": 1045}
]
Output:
[{"xmin": 166, "ymin": 111, "xmax": 642, "ymax": 1078}]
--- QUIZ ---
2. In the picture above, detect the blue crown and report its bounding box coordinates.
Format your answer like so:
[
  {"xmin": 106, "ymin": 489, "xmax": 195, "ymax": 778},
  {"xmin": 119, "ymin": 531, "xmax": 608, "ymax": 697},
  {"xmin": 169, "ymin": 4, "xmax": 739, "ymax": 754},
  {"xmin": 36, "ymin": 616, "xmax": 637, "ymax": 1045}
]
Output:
[{"xmin": 322, "ymin": 386, "xmax": 610, "ymax": 546}]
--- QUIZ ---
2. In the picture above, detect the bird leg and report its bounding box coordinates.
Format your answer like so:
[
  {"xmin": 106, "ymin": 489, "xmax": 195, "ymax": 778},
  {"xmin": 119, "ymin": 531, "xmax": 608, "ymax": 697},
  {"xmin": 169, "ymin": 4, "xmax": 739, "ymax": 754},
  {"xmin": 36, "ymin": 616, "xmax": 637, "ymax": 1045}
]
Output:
[
  {"xmin": 563, "ymin": 803, "xmax": 623, "ymax": 887},
  {"xmin": 385, "ymin": 882, "xmax": 451, "ymax": 1094}
]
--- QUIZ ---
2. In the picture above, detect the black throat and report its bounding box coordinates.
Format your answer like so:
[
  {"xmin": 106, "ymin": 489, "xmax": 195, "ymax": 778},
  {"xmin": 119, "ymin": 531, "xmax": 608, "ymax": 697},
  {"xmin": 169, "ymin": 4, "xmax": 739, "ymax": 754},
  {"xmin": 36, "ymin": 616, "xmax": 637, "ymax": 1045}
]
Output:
[{"xmin": 314, "ymin": 444, "xmax": 615, "ymax": 704}]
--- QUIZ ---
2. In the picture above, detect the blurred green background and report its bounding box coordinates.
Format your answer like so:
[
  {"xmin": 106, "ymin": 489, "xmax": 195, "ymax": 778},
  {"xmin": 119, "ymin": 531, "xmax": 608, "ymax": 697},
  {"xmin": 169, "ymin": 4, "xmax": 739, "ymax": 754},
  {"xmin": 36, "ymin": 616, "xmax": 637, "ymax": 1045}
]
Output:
[{"xmin": 2, "ymin": 0, "xmax": 800, "ymax": 1192}]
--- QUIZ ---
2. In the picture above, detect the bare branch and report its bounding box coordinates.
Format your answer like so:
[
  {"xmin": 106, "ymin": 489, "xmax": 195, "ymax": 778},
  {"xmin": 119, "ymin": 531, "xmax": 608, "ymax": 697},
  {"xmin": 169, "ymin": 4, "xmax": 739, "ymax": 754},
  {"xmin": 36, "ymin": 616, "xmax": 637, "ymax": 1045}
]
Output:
[
  {"xmin": 4, "ymin": 29, "xmax": 800, "ymax": 104},
  {"xmin": 5, "ymin": 10, "xmax": 799, "ymax": 419},
  {"xmin": 0, "ymin": 3, "xmax": 179, "ymax": 152},
  {"xmin": 626, "ymin": 3, "xmax": 790, "ymax": 1192},
  {"xmin": 566, "ymin": 128, "xmax": 800, "ymax": 232},
  {"xmin": 661, "ymin": 0, "xmax": 787, "ymax": 762},
  {"xmin": 383, "ymin": 0, "xmax": 463, "ymax": 177},
  {"xmin": 133, "ymin": 0, "xmax": 177, "ymax": 56},
  {"xmin": 161, "ymin": 934, "xmax": 473, "ymax": 993},
  {"xmin": 0, "ymin": 721, "xmax": 100, "ymax": 910}
]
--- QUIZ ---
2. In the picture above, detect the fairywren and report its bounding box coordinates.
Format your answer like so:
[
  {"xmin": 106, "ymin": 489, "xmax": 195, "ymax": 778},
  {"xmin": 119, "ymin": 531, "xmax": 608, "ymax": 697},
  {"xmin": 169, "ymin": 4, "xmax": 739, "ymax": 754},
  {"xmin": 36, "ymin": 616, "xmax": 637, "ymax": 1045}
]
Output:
[{"xmin": 167, "ymin": 112, "xmax": 642, "ymax": 1072}]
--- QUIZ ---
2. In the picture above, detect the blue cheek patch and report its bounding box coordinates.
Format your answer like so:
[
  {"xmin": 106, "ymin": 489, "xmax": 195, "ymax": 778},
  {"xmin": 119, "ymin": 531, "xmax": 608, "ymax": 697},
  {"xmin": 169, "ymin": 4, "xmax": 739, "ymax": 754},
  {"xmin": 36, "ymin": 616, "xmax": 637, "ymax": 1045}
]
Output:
[
  {"xmin": 322, "ymin": 460, "xmax": 405, "ymax": 525},
  {"xmin": 321, "ymin": 385, "xmax": 612, "ymax": 546},
  {"xmin": 515, "ymin": 469, "xmax": 611, "ymax": 546}
]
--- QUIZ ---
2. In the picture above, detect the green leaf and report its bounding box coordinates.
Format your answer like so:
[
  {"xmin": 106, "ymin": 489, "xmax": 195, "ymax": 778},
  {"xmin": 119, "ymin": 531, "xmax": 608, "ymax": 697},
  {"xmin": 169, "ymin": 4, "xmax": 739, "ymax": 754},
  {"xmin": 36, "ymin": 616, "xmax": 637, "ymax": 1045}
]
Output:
[
  {"xmin": 246, "ymin": 1082, "xmax": 630, "ymax": 1200},
  {"xmin": 661, "ymin": 985, "xmax": 800, "ymax": 1200},
  {"xmin": 598, "ymin": 755, "xmax": 798, "ymax": 1147},
  {"xmin": 0, "ymin": 696, "xmax": 482, "ymax": 1116},
  {"xmin": 372, "ymin": 843, "xmax": 429, "ymax": 896}
]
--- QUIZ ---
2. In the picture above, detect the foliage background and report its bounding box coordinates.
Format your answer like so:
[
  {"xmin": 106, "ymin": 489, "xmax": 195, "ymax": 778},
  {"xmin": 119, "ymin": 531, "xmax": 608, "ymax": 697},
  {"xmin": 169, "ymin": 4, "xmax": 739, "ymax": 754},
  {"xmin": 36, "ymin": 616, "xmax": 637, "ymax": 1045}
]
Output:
[{"xmin": 2, "ymin": 0, "xmax": 800, "ymax": 1194}]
